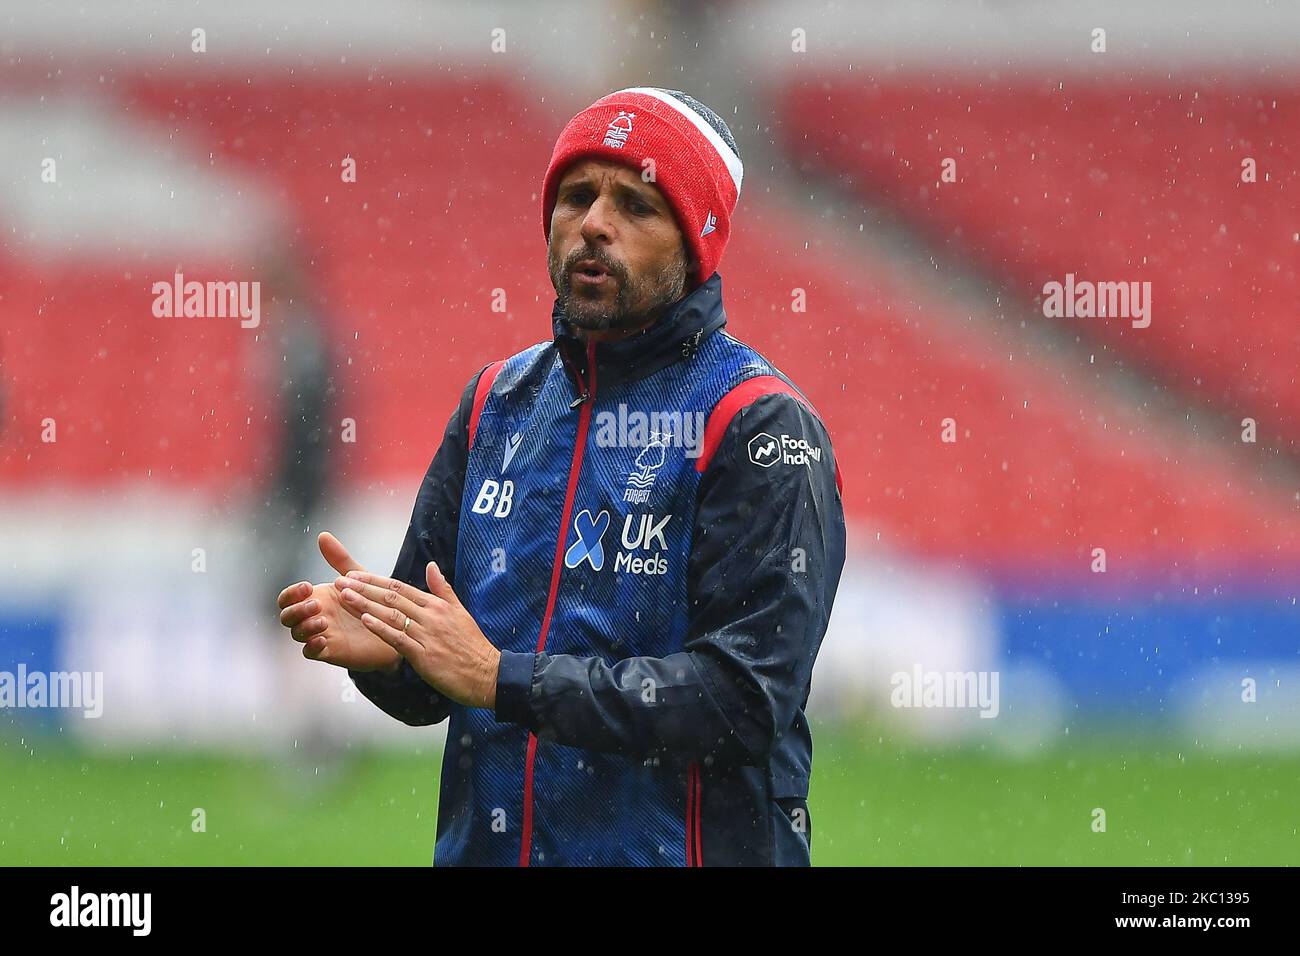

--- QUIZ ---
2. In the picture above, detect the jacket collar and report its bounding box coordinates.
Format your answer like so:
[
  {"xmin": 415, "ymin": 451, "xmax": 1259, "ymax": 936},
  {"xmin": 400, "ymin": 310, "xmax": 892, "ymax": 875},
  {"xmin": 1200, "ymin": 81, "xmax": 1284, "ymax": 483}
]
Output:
[{"xmin": 551, "ymin": 271, "xmax": 728, "ymax": 392}]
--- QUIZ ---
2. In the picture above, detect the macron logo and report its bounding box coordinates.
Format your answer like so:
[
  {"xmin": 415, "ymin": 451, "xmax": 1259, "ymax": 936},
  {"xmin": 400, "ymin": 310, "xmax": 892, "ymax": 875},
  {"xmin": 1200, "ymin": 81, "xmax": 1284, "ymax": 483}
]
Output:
[
  {"xmin": 502, "ymin": 431, "xmax": 523, "ymax": 473},
  {"xmin": 699, "ymin": 210, "xmax": 717, "ymax": 237}
]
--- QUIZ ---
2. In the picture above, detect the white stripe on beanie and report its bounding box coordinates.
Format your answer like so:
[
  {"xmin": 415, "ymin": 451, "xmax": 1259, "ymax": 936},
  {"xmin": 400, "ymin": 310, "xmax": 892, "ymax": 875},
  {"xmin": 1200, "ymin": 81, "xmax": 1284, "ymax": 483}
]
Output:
[{"xmin": 618, "ymin": 86, "xmax": 744, "ymax": 199}]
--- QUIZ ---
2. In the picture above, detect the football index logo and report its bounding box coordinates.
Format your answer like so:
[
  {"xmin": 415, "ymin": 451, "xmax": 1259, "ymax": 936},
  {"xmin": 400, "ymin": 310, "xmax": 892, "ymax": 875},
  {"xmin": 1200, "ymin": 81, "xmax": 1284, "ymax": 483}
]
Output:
[
  {"xmin": 565, "ymin": 509, "xmax": 610, "ymax": 570},
  {"xmin": 749, "ymin": 430, "xmax": 823, "ymax": 468},
  {"xmin": 748, "ymin": 432, "xmax": 780, "ymax": 467}
]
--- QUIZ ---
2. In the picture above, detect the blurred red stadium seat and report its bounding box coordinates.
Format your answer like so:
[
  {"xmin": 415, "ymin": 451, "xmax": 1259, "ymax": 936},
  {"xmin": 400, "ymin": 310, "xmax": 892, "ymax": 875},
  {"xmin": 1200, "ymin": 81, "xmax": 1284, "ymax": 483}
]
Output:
[{"xmin": 2, "ymin": 70, "xmax": 1298, "ymax": 574}]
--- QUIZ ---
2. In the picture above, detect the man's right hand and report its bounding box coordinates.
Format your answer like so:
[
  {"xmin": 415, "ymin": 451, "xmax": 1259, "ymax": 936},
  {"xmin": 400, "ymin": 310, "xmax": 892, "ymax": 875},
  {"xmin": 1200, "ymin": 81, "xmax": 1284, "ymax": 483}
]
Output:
[{"xmin": 276, "ymin": 531, "xmax": 403, "ymax": 673}]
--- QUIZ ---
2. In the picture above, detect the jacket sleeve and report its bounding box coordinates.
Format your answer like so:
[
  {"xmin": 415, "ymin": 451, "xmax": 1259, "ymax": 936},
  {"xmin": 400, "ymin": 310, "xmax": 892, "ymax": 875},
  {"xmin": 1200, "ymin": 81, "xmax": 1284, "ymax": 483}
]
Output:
[
  {"xmin": 347, "ymin": 363, "xmax": 492, "ymax": 726},
  {"xmin": 492, "ymin": 391, "xmax": 847, "ymax": 765}
]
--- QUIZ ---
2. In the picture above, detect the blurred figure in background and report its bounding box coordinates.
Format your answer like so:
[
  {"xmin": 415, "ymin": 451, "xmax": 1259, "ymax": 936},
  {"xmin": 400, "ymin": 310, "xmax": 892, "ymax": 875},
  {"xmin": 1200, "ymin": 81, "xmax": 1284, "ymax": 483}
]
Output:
[
  {"xmin": 256, "ymin": 243, "xmax": 336, "ymax": 615},
  {"xmin": 250, "ymin": 237, "xmax": 349, "ymax": 789}
]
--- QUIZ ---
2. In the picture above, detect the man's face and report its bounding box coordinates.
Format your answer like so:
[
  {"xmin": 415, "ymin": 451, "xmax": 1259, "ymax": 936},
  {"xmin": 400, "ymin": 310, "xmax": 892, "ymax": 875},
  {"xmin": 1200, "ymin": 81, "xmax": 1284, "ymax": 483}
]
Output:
[{"xmin": 548, "ymin": 159, "xmax": 693, "ymax": 336}]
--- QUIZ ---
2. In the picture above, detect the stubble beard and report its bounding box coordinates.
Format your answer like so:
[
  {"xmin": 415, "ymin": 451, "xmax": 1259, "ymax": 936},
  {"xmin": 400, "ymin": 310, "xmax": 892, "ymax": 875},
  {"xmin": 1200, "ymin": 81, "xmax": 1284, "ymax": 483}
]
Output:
[{"xmin": 551, "ymin": 241, "xmax": 692, "ymax": 335}]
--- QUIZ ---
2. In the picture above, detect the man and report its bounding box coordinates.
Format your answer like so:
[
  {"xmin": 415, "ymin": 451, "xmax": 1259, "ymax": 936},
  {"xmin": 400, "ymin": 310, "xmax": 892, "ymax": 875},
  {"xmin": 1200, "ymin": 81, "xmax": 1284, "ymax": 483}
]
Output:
[{"xmin": 277, "ymin": 87, "xmax": 846, "ymax": 866}]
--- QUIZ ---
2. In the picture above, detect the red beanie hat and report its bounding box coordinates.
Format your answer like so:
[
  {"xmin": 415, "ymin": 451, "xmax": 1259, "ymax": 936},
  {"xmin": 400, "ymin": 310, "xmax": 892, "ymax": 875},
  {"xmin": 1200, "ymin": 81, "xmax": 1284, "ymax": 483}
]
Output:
[{"xmin": 541, "ymin": 87, "xmax": 744, "ymax": 287}]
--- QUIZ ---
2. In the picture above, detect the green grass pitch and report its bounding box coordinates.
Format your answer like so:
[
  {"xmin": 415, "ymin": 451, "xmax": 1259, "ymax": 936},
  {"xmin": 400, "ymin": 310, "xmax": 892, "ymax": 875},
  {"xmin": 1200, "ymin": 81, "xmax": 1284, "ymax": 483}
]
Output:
[{"xmin": 2, "ymin": 726, "xmax": 1296, "ymax": 865}]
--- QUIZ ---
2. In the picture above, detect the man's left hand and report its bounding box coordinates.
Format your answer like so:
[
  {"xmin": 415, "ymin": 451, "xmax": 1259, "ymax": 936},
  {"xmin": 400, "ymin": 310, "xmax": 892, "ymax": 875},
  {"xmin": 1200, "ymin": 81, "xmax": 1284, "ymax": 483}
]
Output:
[{"xmin": 334, "ymin": 563, "xmax": 501, "ymax": 709}]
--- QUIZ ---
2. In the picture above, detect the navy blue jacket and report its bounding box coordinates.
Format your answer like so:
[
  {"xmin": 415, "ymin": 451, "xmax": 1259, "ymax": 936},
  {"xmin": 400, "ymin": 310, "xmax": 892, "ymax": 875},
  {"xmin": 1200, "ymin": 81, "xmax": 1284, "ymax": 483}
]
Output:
[{"xmin": 350, "ymin": 272, "xmax": 846, "ymax": 865}]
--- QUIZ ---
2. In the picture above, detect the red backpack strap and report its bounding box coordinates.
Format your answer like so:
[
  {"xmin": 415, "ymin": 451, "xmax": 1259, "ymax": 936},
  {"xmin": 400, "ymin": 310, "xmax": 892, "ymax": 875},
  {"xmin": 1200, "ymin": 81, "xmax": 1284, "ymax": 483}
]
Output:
[
  {"xmin": 468, "ymin": 360, "xmax": 506, "ymax": 450},
  {"xmin": 695, "ymin": 375, "xmax": 843, "ymax": 494}
]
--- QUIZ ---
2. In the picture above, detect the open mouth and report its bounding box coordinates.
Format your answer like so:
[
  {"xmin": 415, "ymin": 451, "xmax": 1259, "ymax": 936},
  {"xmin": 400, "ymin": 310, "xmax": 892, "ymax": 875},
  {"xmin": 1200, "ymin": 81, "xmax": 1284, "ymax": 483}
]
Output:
[{"xmin": 573, "ymin": 259, "xmax": 613, "ymax": 282}]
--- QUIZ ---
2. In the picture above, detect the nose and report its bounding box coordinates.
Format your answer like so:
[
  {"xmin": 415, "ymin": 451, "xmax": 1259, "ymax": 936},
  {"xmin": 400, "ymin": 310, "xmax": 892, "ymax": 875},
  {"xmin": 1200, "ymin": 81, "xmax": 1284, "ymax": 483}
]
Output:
[{"xmin": 578, "ymin": 192, "xmax": 616, "ymax": 246}]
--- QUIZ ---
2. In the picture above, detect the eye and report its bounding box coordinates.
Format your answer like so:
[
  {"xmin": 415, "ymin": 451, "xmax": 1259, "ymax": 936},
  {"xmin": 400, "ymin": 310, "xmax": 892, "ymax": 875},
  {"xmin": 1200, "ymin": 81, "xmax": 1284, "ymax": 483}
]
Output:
[{"xmin": 627, "ymin": 197, "xmax": 654, "ymax": 216}]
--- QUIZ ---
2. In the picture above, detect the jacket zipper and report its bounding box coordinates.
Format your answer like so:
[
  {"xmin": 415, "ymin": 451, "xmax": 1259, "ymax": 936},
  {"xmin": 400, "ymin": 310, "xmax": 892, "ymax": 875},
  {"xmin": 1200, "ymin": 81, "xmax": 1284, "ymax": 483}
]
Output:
[{"xmin": 518, "ymin": 339, "xmax": 598, "ymax": 866}]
